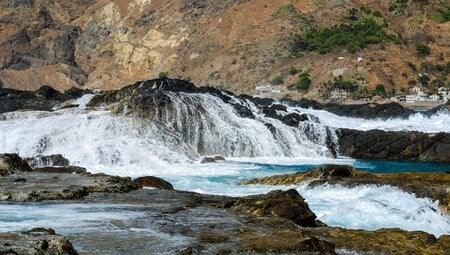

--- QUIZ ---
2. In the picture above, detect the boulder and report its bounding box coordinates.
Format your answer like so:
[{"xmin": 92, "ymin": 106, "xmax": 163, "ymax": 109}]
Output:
[
  {"xmin": 134, "ymin": 176, "xmax": 174, "ymax": 190},
  {"xmin": 0, "ymin": 153, "xmax": 32, "ymax": 176},
  {"xmin": 25, "ymin": 154, "xmax": 70, "ymax": 168},
  {"xmin": 213, "ymin": 155, "xmax": 225, "ymax": 161},
  {"xmin": 201, "ymin": 157, "xmax": 216, "ymax": 163},
  {"xmin": 0, "ymin": 230, "xmax": 78, "ymax": 255},
  {"xmin": 224, "ymin": 189, "xmax": 318, "ymax": 227}
]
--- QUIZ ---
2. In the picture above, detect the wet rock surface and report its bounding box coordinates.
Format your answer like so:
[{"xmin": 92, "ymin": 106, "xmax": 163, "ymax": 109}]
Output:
[
  {"xmin": 134, "ymin": 176, "xmax": 174, "ymax": 190},
  {"xmin": 0, "ymin": 153, "xmax": 32, "ymax": 176},
  {"xmin": 338, "ymin": 128, "xmax": 450, "ymax": 163},
  {"xmin": 282, "ymin": 98, "xmax": 417, "ymax": 119},
  {"xmin": 221, "ymin": 189, "xmax": 319, "ymax": 227},
  {"xmin": 0, "ymin": 229, "xmax": 78, "ymax": 255},
  {"xmin": 243, "ymin": 165, "xmax": 450, "ymax": 214},
  {"xmin": 0, "ymin": 86, "xmax": 91, "ymax": 114},
  {"xmin": 0, "ymin": 157, "xmax": 449, "ymax": 254},
  {"xmin": 0, "ymin": 157, "xmax": 138, "ymax": 202},
  {"xmin": 24, "ymin": 154, "xmax": 70, "ymax": 168}
]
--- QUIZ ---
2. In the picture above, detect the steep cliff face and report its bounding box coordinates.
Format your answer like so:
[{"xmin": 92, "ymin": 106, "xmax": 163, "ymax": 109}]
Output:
[{"xmin": 0, "ymin": 0, "xmax": 448, "ymax": 98}]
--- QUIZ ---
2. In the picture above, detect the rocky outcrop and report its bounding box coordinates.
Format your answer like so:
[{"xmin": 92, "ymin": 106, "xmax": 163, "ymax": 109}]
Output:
[
  {"xmin": 282, "ymin": 98, "xmax": 417, "ymax": 119},
  {"xmin": 134, "ymin": 176, "xmax": 174, "ymax": 190},
  {"xmin": 0, "ymin": 229, "xmax": 78, "ymax": 255},
  {"xmin": 0, "ymin": 153, "xmax": 32, "ymax": 176},
  {"xmin": 242, "ymin": 165, "xmax": 450, "ymax": 213},
  {"xmin": 25, "ymin": 154, "xmax": 70, "ymax": 168},
  {"xmin": 304, "ymin": 227, "xmax": 450, "ymax": 255},
  {"xmin": 338, "ymin": 128, "xmax": 450, "ymax": 162},
  {"xmin": 221, "ymin": 189, "xmax": 319, "ymax": 227},
  {"xmin": 0, "ymin": 155, "xmax": 138, "ymax": 201},
  {"xmin": 200, "ymin": 155, "xmax": 226, "ymax": 163},
  {"xmin": 0, "ymin": 86, "xmax": 90, "ymax": 113},
  {"xmin": 324, "ymin": 102, "xmax": 414, "ymax": 119}
]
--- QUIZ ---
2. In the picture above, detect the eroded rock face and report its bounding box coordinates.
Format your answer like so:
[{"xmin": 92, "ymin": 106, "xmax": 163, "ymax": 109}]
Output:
[
  {"xmin": 338, "ymin": 129, "xmax": 450, "ymax": 163},
  {"xmin": 0, "ymin": 229, "xmax": 78, "ymax": 255}
]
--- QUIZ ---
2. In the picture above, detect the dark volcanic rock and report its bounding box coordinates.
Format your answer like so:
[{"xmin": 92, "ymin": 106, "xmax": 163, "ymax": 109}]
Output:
[
  {"xmin": 282, "ymin": 98, "xmax": 415, "ymax": 119},
  {"xmin": 0, "ymin": 155, "xmax": 138, "ymax": 202},
  {"xmin": 0, "ymin": 153, "xmax": 32, "ymax": 176},
  {"xmin": 223, "ymin": 189, "xmax": 318, "ymax": 227},
  {"xmin": 25, "ymin": 154, "xmax": 70, "ymax": 168},
  {"xmin": 134, "ymin": 176, "xmax": 174, "ymax": 190},
  {"xmin": 338, "ymin": 129, "xmax": 450, "ymax": 162},
  {"xmin": 88, "ymin": 78, "xmax": 255, "ymax": 119},
  {"xmin": 0, "ymin": 230, "xmax": 78, "ymax": 255},
  {"xmin": 33, "ymin": 166, "xmax": 87, "ymax": 174},
  {"xmin": 0, "ymin": 86, "xmax": 91, "ymax": 114},
  {"xmin": 324, "ymin": 102, "xmax": 414, "ymax": 119}
]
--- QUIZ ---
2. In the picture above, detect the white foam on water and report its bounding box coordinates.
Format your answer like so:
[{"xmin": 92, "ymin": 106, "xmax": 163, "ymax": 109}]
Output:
[
  {"xmin": 0, "ymin": 203, "xmax": 145, "ymax": 233},
  {"xmin": 295, "ymin": 106, "xmax": 450, "ymax": 133},
  {"xmin": 1, "ymin": 93, "xmax": 449, "ymax": 237},
  {"xmin": 298, "ymin": 183, "xmax": 450, "ymax": 237}
]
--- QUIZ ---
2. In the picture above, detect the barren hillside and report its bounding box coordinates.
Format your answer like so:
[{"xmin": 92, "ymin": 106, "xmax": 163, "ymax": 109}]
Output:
[{"xmin": 0, "ymin": 0, "xmax": 448, "ymax": 99}]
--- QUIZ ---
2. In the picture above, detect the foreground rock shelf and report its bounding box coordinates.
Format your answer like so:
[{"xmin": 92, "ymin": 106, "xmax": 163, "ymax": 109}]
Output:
[
  {"xmin": 0, "ymin": 229, "xmax": 78, "ymax": 255},
  {"xmin": 1, "ymin": 155, "xmax": 449, "ymax": 254}
]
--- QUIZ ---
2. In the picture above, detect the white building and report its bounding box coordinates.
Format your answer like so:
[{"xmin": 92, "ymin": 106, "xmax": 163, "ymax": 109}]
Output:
[
  {"xmin": 330, "ymin": 89, "xmax": 348, "ymax": 101},
  {"xmin": 255, "ymin": 84, "xmax": 281, "ymax": 95}
]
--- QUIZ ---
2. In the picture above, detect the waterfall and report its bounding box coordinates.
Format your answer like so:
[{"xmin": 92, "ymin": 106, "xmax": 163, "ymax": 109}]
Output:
[{"xmin": 0, "ymin": 92, "xmax": 337, "ymax": 173}]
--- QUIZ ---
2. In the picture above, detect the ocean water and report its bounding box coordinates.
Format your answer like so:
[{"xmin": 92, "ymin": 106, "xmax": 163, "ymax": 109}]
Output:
[{"xmin": 0, "ymin": 94, "xmax": 449, "ymax": 238}]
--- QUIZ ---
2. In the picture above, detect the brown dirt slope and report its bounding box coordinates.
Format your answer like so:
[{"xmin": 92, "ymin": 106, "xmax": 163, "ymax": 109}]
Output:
[{"xmin": 0, "ymin": 0, "xmax": 448, "ymax": 99}]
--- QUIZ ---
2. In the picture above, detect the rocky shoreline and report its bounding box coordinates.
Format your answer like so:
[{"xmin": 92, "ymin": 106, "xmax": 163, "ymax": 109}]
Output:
[
  {"xmin": 2, "ymin": 78, "xmax": 449, "ymax": 163},
  {"xmin": 243, "ymin": 165, "xmax": 450, "ymax": 214},
  {"xmin": 1, "ymin": 154, "xmax": 449, "ymax": 254}
]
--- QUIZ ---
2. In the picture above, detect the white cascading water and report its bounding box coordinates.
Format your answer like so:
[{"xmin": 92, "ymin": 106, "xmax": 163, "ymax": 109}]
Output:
[
  {"xmin": 296, "ymin": 106, "xmax": 450, "ymax": 133},
  {"xmin": 0, "ymin": 93, "xmax": 337, "ymax": 175},
  {"xmin": 0, "ymin": 92, "xmax": 449, "ymax": 237}
]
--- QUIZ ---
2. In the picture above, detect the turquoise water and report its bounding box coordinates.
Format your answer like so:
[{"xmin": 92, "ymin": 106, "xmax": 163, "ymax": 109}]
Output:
[{"xmin": 167, "ymin": 159, "xmax": 449, "ymax": 196}]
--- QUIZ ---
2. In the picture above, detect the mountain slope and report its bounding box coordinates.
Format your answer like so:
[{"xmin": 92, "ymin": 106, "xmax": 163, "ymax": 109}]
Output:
[{"xmin": 0, "ymin": 0, "xmax": 448, "ymax": 99}]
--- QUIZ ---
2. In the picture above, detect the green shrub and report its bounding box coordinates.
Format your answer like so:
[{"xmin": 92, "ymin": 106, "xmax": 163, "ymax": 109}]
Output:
[
  {"xmin": 158, "ymin": 72, "xmax": 169, "ymax": 78},
  {"xmin": 372, "ymin": 10, "xmax": 383, "ymax": 17},
  {"xmin": 291, "ymin": 19, "xmax": 390, "ymax": 54},
  {"xmin": 348, "ymin": 8, "xmax": 359, "ymax": 20},
  {"xmin": 273, "ymin": 4, "xmax": 296, "ymax": 16},
  {"xmin": 419, "ymin": 74, "xmax": 430, "ymax": 86},
  {"xmin": 289, "ymin": 66, "xmax": 299, "ymax": 75},
  {"xmin": 331, "ymin": 77, "xmax": 359, "ymax": 92},
  {"xmin": 296, "ymin": 72, "xmax": 311, "ymax": 90},
  {"xmin": 416, "ymin": 43, "xmax": 431, "ymax": 58},
  {"xmin": 406, "ymin": 62, "xmax": 417, "ymax": 71},
  {"xmin": 374, "ymin": 84, "xmax": 386, "ymax": 96},
  {"xmin": 271, "ymin": 76, "xmax": 284, "ymax": 85},
  {"xmin": 389, "ymin": 0, "xmax": 409, "ymax": 15}
]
